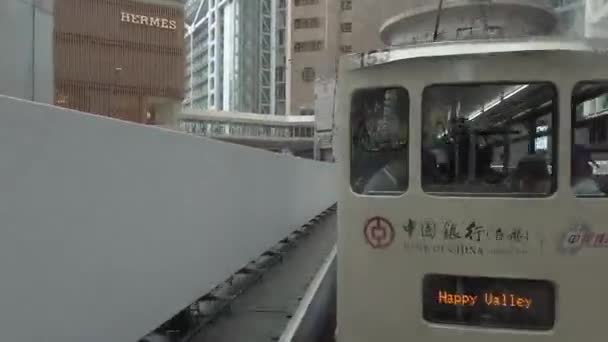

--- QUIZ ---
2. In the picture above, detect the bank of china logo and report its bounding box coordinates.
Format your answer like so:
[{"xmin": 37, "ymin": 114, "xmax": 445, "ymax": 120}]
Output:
[{"xmin": 558, "ymin": 223, "xmax": 592, "ymax": 255}]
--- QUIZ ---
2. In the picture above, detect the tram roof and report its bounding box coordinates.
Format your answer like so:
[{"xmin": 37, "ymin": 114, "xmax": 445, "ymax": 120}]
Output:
[{"xmin": 343, "ymin": 37, "xmax": 608, "ymax": 71}]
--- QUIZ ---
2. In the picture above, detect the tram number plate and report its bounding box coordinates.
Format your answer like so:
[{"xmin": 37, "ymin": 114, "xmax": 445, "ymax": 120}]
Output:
[{"xmin": 423, "ymin": 274, "xmax": 555, "ymax": 330}]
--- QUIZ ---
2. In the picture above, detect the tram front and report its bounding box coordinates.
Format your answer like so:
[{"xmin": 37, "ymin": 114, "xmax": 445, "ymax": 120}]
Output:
[{"xmin": 336, "ymin": 39, "xmax": 608, "ymax": 341}]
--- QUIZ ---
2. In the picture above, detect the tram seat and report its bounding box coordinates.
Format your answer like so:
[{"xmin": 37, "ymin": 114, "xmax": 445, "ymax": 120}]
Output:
[{"xmin": 513, "ymin": 154, "xmax": 551, "ymax": 193}]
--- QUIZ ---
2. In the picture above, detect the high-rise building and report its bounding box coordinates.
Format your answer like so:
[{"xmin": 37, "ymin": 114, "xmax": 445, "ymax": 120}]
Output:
[
  {"xmin": 53, "ymin": 0, "xmax": 185, "ymax": 124},
  {"xmin": 287, "ymin": 0, "xmax": 339, "ymax": 116},
  {"xmin": 0, "ymin": 0, "xmax": 54, "ymax": 104},
  {"xmin": 184, "ymin": 0, "xmax": 285, "ymax": 114},
  {"xmin": 287, "ymin": 0, "xmax": 408, "ymax": 116}
]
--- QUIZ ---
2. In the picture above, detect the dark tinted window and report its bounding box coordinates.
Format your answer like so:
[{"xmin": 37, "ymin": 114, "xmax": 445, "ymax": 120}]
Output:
[{"xmin": 351, "ymin": 88, "xmax": 409, "ymax": 195}]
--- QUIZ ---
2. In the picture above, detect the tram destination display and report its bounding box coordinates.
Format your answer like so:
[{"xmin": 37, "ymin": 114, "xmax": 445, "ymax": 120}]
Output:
[{"xmin": 423, "ymin": 274, "xmax": 555, "ymax": 330}]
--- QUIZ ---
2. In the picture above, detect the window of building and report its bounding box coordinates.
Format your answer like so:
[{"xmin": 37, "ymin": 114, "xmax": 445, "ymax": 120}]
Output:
[
  {"xmin": 351, "ymin": 88, "xmax": 409, "ymax": 195},
  {"xmin": 421, "ymin": 82, "xmax": 557, "ymax": 196},
  {"xmin": 300, "ymin": 108, "xmax": 315, "ymax": 116},
  {"xmin": 294, "ymin": 0, "xmax": 319, "ymax": 6},
  {"xmin": 340, "ymin": 45, "xmax": 353, "ymax": 53},
  {"xmin": 294, "ymin": 17, "xmax": 321, "ymax": 29},
  {"xmin": 294, "ymin": 40, "xmax": 323, "ymax": 52},
  {"xmin": 276, "ymin": 86, "xmax": 286, "ymax": 99},
  {"xmin": 341, "ymin": 22, "xmax": 352, "ymax": 33},
  {"xmin": 276, "ymin": 66, "xmax": 285, "ymax": 82},
  {"xmin": 277, "ymin": 102, "xmax": 286, "ymax": 115},
  {"xmin": 302, "ymin": 67, "xmax": 316, "ymax": 82},
  {"xmin": 278, "ymin": 29, "xmax": 285, "ymax": 46},
  {"xmin": 572, "ymin": 82, "xmax": 608, "ymax": 197},
  {"xmin": 341, "ymin": 0, "xmax": 352, "ymax": 10}
]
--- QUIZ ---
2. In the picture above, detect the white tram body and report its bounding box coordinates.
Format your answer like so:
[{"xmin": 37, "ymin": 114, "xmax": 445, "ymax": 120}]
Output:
[{"xmin": 336, "ymin": 39, "xmax": 608, "ymax": 341}]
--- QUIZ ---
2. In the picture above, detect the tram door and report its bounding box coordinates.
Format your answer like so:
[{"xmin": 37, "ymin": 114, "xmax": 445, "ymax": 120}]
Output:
[{"xmin": 336, "ymin": 47, "xmax": 608, "ymax": 342}]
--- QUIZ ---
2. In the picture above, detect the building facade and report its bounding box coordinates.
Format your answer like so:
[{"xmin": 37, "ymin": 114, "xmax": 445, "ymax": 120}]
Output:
[
  {"xmin": 0, "ymin": 0, "xmax": 54, "ymax": 104},
  {"xmin": 184, "ymin": 0, "xmax": 285, "ymax": 115},
  {"xmin": 286, "ymin": 0, "xmax": 406, "ymax": 116},
  {"xmin": 287, "ymin": 0, "xmax": 340, "ymax": 116},
  {"xmin": 54, "ymin": 0, "xmax": 185, "ymax": 124}
]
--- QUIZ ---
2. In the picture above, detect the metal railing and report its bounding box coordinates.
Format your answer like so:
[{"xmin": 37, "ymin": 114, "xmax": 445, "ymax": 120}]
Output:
[{"xmin": 179, "ymin": 119, "xmax": 315, "ymax": 139}]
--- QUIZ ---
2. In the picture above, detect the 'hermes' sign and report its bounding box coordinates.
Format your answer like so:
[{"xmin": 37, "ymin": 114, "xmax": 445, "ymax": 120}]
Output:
[{"xmin": 121, "ymin": 12, "xmax": 177, "ymax": 30}]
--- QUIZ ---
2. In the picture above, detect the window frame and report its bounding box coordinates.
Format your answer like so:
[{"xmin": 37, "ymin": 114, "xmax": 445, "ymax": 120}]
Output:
[
  {"xmin": 349, "ymin": 86, "xmax": 411, "ymax": 196},
  {"xmin": 293, "ymin": 40, "xmax": 323, "ymax": 53},
  {"xmin": 302, "ymin": 67, "xmax": 316, "ymax": 82},
  {"xmin": 420, "ymin": 81, "xmax": 560, "ymax": 198},
  {"xmin": 294, "ymin": 17, "xmax": 321, "ymax": 30},
  {"xmin": 294, "ymin": 0, "xmax": 319, "ymax": 7},
  {"xmin": 571, "ymin": 81, "xmax": 608, "ymax": 198},
  {"xmin": 340, "ymin": 45, "xmax": 353, "ymax": 53},
  {"xmin": 341, "ymin": 22, "xmax": 352, "ymax": 33}
]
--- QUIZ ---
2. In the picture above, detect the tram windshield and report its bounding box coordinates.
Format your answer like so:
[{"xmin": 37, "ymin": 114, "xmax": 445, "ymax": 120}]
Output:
[
  {"xmin": 421, "ymin": 82, "xmax": 557, "ymax": 196},
  {"xmin": 572, "ymin": 82, "xmax": 608, "ymax": 197}
]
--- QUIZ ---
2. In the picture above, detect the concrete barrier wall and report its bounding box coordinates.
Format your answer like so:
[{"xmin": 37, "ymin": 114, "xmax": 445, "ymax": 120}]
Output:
[{"xmin": 0, "ymin": 96, "xmax": 336, "ymax": 342}]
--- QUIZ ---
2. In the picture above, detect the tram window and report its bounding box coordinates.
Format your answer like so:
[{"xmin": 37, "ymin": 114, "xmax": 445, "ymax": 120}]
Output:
[
  {"xmin": 572, "ymin": 82, "xmax": 608, "ymax": 197},
  {"xmin": 421, "ymin": 82, "xmax": 557, "ymax": 196},
  {"xmin": 350, "ymin": 87, "xmax": 409, "ymax": 195}
]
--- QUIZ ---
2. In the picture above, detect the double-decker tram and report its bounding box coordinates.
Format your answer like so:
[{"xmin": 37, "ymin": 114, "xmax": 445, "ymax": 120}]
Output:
[{"xmin": 335, "ymin": 37, "xmax": 608, "ymax": 341}]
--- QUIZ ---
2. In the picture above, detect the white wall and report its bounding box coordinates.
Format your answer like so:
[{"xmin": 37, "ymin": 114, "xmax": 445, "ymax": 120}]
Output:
[{"xmin": 0, "ymin": 95, "xmax": 336, "ymax": 342}]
